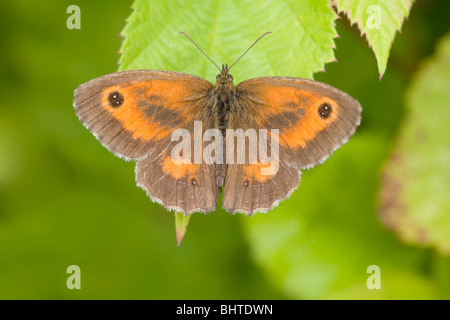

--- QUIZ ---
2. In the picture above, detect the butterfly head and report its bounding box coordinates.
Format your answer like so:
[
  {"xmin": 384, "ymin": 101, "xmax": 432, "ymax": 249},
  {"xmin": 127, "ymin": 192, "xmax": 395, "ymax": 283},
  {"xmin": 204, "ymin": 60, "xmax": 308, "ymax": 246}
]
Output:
[
  {"xmin": 216, "ymin": 64, "xmax": 234, "ymax": 84},
  {"xmin": 214, "ymin": 64, "xmax": 236, "ymax": 97}
]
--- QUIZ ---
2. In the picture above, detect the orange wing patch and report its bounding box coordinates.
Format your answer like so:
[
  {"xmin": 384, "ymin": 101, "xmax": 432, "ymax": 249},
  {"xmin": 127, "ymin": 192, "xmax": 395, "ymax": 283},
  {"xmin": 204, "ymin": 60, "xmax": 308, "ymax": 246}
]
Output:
[
  {"xmin": 100, "ymin": 80, "xmax": 200, "ymax": 141},
  {"xmin": 281, "ymin": 94, "xmax": 338, "ymax": 148},
  {"xmin": 251, "ymin": 83, "xmax": 339, "ymax": 148},
  {"xmin": 161, "ymin": 156, "xmax": 200, "ymax": 182},
  {"xmin": 243, "ymin": 161, "xmax": 278, "ymax": 183}
]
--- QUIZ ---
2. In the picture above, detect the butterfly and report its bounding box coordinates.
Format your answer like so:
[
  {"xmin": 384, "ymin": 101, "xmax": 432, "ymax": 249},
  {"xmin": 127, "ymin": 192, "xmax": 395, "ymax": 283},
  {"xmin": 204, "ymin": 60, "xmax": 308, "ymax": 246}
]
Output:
[{"xmin": 73, "ymin": 32, "xmax": 361, "ymax": 215}]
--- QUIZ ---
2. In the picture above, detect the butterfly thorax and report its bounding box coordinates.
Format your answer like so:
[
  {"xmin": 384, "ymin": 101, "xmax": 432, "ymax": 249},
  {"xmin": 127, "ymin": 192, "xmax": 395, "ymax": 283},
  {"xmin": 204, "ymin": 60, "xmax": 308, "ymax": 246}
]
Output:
[{"xmin": 213, "ymin": 64, "xmax": 236, "ymax": 131}]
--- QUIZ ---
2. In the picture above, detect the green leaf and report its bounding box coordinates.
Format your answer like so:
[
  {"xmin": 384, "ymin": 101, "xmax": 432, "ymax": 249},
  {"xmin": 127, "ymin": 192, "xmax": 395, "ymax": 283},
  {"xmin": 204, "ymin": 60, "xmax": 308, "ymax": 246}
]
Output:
[
  {"xmin": 379, "ymin": 32, "xmax": 450, "ymax": 254},
  {"xmin": 119, "ymin": 0, "xmax": 338, "ymax": 81},
  {"xmin": 175, "ymin": 212, "xmax": 191, "ymax": 246},
  {"xmin": 333, "ymin": 0, "xmax": 414, "ymax": 78}
]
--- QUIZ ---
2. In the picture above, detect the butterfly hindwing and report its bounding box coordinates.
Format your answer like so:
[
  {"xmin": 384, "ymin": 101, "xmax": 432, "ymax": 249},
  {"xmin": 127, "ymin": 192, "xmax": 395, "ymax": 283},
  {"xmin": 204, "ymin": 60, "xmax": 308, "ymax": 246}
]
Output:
[
  {"xmin": 135, "ymin": 117, "xmax": 221, "ymax": 214},
  {"xmin": 220, "ymin": 95, "xmax": 300, "ymax": 214}
]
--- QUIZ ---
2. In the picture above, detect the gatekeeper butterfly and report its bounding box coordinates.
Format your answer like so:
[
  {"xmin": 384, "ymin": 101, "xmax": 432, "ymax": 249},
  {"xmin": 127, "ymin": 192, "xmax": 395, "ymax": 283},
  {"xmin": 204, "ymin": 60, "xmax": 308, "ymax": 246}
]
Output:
[{"xmin": 74, "ymin": 32, "xmax": 361, "ymax": 215}]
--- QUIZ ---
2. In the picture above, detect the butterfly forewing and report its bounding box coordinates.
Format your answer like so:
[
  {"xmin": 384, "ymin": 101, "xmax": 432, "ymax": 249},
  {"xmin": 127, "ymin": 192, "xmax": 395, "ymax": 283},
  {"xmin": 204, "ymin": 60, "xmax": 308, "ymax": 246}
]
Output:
[{"xmin": 235, "ymin": 77, "xmax": 361, "ymax": 169}]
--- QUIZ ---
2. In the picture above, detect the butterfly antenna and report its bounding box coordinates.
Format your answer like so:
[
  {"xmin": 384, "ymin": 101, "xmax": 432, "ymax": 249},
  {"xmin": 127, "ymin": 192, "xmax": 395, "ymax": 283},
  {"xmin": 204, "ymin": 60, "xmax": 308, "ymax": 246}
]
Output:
[
  {"xmin": 229, "ymin": 32, "xmax": 272, "ymax": 70},
  {"xmin": 179, "ymin": 31, "xmax": 221, "ymax": 72}
]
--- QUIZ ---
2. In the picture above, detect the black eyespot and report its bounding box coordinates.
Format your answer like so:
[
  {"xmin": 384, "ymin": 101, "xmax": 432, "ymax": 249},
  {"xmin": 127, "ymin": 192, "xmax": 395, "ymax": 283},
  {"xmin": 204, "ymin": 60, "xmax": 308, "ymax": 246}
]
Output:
[
  {"xmin": 227, "ymin": 74, "xmax": 233, "ymax": 81},
  {"xmin": 243, "ymin": 180, "xmax": 250, "ymax": 187},
  {"xmin": 318, "ymin": 102, "xmax": 332, "ymax": 119},
  {"xmin": 108, "ymin": 91, "xmax": 124, "ymax": 108},
  {"xmin": 190, "ymin": 178, "xmax": 197, "ymax": 186}
]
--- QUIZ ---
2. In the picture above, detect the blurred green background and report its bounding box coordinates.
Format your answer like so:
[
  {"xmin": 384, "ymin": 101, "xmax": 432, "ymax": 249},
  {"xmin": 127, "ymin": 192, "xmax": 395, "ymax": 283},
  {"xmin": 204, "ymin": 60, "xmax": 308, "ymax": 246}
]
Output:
[{"xmin": 0, "ymin": 0, "xmax": 449, "ymax": 299}]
